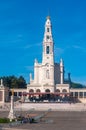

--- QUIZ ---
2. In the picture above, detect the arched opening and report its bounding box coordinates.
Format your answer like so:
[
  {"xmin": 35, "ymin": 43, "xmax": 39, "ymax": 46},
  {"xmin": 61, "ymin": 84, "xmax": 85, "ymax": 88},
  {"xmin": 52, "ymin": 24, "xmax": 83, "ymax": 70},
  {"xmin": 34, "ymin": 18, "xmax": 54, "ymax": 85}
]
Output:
[
  {"xmin": 46, "ymin": 46, "xmax": 50, "ymax": 54},
  {"xmin": 62, "ymin": 89, "xmax": 67, "ymax": 93},
  {"xmin": 36, "ymin": 89, "xmax": 41, "ymax": 93},
  {"xmin": 46, "ymin": 70, "xmax": 49, "ymax": 79},
  {"xmin": 55, "ymin": 89, "xmax": 60, "ymax": 93},
  {"xmin": 47, "ymin": 28, "xmax": 49, "ymax": 32},
  {"xmin": 29, "ymin": 89, "xmax": 34, "ymax": 93},
  {"xmin": 45, "ymin": 89, "xmax": 50, "ymax": 100},
  {"xmin": 45, "ymin": 89, "xmax": 50, "ymax": 93}
]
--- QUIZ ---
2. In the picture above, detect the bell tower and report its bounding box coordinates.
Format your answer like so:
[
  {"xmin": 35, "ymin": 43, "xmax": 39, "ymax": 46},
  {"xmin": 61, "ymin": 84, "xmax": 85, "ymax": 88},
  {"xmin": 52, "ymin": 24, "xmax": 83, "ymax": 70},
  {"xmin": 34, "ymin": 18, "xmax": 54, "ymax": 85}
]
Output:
[
  {"xmin": 42, "ymin": 16, "xmax": 54, "ymax": 86},
  {"xmin": 42, "ymin": 16, "xmax": 54, "ymax": 64}
]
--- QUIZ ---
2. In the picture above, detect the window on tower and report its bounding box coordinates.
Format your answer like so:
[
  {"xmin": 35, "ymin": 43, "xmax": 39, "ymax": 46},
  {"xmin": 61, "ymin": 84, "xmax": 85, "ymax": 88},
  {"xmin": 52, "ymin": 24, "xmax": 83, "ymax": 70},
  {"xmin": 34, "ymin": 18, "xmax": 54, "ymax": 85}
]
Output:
[
  {"xmin": 46, "ymin": 35, "xmax": 49, "ymax": 40},
  {"xmin": 46, "ymin": 70, "xmax": 49, "ymax": 79},
  {"xmin": 46, "ymin": 46, "xmax": 49, "ymax": 54},
  {"xmin": 47, "ymin": 28, "xmax": 49, "ymax": 32}
]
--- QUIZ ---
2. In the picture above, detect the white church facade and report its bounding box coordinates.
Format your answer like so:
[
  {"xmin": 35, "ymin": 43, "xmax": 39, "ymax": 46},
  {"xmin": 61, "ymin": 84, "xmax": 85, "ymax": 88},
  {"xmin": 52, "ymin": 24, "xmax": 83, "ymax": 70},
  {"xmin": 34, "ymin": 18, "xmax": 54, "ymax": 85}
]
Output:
[
  {"xmin": 1, "ymin": 16, "xmax": 86, "ymax": 103},
  {"xmin": 27, "ymin": 16, "xmax": 70, "ymax": 94}
]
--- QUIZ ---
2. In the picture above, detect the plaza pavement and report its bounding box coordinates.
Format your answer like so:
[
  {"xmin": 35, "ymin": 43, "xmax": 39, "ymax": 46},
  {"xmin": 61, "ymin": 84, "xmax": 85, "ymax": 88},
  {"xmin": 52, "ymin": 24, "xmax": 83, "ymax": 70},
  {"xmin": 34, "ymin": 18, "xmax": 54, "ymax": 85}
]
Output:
[
  {"xmin": 0, "ymin": 111, "xmax": 86, "ymax": 130},
  {"xmin": 0, "ymin": 103, "xmax": 86, "ymax": 130}
]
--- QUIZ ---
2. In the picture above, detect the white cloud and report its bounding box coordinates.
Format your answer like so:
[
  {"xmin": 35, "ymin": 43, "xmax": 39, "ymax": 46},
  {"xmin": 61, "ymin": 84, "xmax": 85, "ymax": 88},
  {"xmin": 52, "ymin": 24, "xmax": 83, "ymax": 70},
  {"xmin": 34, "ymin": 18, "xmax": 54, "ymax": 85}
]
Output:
[
  {"xmin": 24, "ymin": 45, "xmax": 32, "ymax": 49},
  {"xmin": 24, "ymin": 41, "xmax": 42, "ymax": 49},
  {"xmin": 54, "ymin": 46, "xmax": 64, "ymax": 57},
  {"xmin": 72, "ymin": 45, "xmax": 86, "ymax": 52},
  {"xmin": 24, "ymin": 66, "xmax": 33, "ymax": 71}
]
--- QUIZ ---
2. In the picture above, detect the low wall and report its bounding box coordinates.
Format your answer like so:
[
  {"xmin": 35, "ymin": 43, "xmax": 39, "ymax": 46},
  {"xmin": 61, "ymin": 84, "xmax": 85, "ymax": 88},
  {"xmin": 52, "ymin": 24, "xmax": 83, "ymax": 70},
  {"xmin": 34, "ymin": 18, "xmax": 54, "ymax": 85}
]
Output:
[{"xmin": 15, "ymin": 103, "xmax": 86, "ymax": 111}]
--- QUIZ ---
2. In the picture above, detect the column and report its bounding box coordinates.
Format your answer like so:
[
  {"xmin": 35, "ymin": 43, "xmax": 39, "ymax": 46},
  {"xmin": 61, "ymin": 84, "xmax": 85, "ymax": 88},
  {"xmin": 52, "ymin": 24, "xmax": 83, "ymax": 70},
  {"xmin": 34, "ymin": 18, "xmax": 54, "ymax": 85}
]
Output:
[
  {"xmin": 73, "ymin": 92, "xmax": 75, "ymax": 97},
  {"xmin": 60, "ymin": 59, "xmax": 64, "ymax": 84},
  {"xmin": 78, "ymin": 92, "xmax": 79, "ymax": 98},
  {"xmin": 83, "ymin": 92, "xmax": 84, "ymax": 99},
  {"xmin": 17, "ymin": 92, "xmax": 19, "ymax": 97}
]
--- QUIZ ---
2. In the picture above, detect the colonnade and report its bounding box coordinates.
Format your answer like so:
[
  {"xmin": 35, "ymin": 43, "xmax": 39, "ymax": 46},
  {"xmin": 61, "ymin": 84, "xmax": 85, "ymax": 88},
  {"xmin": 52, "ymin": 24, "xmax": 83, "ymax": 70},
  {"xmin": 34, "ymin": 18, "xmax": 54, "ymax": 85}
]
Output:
[{"xmin": 71, "ymin": 91, "xmax": 86, "ymax": 98}]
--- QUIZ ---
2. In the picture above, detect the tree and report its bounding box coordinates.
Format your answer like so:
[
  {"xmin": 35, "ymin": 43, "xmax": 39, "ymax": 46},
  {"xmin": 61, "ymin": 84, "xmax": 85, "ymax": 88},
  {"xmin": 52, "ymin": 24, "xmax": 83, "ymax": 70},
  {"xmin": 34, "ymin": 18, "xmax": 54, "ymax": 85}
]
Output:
[
  {"xmin": 71, "ymin": 82, "xmax": 85, "ymax": 88},
  {"xmin": 0, "ymin": 75, "xmax": 27, "ymax": 88},
  {"xmin": 18, "ymin": 76, "xmax": 26, "ymax": 88}
]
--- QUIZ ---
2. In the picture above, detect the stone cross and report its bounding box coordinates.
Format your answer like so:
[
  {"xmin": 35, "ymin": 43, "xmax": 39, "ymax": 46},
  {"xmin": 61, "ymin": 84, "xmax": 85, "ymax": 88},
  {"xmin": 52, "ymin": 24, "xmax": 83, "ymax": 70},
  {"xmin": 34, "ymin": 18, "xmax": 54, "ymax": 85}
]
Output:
[{"xmin": 1, "ymin": 79, "xmax": 3, "ymax": 87}]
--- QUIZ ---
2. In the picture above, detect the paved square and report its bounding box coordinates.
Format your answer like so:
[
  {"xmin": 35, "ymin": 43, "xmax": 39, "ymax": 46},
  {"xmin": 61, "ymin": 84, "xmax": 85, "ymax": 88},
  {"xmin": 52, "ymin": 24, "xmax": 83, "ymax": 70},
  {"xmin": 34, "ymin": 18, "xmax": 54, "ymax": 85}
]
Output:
[{"xmin": 0, "ymin": 111, "xmax": 86, "ymax": 130}]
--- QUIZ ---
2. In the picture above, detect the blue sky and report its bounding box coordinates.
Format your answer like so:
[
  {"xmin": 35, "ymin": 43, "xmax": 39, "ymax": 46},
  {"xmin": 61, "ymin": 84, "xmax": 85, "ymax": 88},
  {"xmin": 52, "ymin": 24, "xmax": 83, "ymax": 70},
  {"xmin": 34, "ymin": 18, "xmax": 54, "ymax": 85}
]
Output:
[{"xmin": 0, "ymin": 0, "xmax": 86, "ymax": 84}]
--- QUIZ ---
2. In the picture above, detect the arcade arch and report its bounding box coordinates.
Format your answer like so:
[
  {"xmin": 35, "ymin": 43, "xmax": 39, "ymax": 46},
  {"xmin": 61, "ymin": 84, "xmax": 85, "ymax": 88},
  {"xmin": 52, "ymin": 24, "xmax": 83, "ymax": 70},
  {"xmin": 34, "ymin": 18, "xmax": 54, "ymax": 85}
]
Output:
[
  {"xmin": 45, "ymin": 89, "xmax": 50, "ymax": 93},
  {"xmin": 62, "ymin": 89, "xmax": 67, "ymax": 93},
  {"xmin": 29, "ymin": 89, "xmax": 34, "ymax": 93},
  {"xmin": 36, "ymin": 89, "xmax": 41, "ymax": 93}
]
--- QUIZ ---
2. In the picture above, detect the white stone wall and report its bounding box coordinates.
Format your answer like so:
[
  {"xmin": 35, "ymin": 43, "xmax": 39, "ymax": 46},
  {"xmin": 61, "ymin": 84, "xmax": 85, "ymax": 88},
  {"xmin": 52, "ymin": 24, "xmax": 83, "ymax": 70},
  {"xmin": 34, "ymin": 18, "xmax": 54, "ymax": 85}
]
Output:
[
  {"xmin": 56, "ymin": 84, "xmax": 70, "ymax": 93},
  {"xmin": 27, "ymin": 85, "xmax": 55, "ymax": 93},
  {"xmin": 34, "ymin": 63, "xmax": 39, "ymax": 84},
  {"xmin": 38, "ymin": 65, "xmax": 42, "ymax": 84},
  {"xmin": 0, "ymin": 87, "xmax": 9, "ymax": 103}
]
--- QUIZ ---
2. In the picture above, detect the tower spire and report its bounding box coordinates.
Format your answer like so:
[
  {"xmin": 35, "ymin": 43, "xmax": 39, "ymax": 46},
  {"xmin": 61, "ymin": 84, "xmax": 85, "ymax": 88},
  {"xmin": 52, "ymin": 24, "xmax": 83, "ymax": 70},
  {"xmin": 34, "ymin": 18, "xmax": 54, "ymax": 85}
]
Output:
[
  {"xmin": 42, "ymin": 16, "xmax": 54, "ymax": 86},
  {"xmin": 46, "ymin": 15, "xmax": 50, "ymax": 20},
  {"xmin": 42, "ymin": 16, "xmax": 54, "ymax": 64},
  {"xmin": 47, "ymin": 8, "xmax": 50, "ymax": 19}
]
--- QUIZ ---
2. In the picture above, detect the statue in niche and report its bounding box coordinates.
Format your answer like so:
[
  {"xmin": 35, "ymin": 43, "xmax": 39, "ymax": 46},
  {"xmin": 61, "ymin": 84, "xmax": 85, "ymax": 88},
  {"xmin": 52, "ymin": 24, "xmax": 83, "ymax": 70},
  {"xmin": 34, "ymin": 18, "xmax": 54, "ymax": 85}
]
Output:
[{"xmin": 46, "ymin": 70, "xmax": 49, "ymax": 79}]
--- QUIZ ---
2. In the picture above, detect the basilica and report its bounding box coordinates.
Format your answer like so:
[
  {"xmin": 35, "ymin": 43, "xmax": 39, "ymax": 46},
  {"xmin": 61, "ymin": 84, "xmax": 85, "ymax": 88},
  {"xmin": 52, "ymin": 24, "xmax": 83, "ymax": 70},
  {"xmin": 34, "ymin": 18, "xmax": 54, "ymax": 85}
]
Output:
[{"xmin": 27, "ymin": 16, "xmax": 70, "ymax": 94}]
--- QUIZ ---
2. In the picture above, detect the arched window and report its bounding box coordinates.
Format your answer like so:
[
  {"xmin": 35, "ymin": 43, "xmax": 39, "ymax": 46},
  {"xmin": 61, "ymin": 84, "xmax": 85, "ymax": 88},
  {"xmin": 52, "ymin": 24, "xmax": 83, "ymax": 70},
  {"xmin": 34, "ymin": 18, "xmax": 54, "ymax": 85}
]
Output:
[
  {"xmin": 62, "ymin": 89, "xmax": 67, "ymax": 93},
  {"xmin": 55, "ymin": 89, "xmax": 60, "ymax": 93},
  {"xmin": 46, "ymin": 46, "xmax": 49, "ymax": 54},
  {"xmin": 47, "ymin": 28, "xmax": 49, "ymax": 32},
  {"xmin": 46, "ymin": 35, "xmax": 49, "ymax": 40},
  {"xmin": 46, "ymin": 70, "xmax": 49, "ymax": 79},
  {"xmin": 45, "ymin": 89, "xmax": 50, "ymax": 93},
  {"xmin": 29, "ymin": 89, "xmax": 34, "ymax": 93},
  {"xmin": 36, "ymin": 89, "xmax": 41, "ymax": 93}
]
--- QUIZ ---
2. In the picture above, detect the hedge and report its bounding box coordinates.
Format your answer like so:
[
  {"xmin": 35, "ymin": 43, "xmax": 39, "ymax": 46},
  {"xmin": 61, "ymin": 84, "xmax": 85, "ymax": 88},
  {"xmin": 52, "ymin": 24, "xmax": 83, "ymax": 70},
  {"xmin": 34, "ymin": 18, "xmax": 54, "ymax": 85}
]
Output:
[{"xmin": 0, "ymin": 118, "xmax": 10, "ymax": 123}]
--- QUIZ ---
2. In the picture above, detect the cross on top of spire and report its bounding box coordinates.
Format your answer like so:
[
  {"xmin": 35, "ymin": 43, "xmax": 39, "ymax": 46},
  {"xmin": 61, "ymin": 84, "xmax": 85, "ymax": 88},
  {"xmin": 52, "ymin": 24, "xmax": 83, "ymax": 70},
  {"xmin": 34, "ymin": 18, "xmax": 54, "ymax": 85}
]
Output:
[{"xmin": 46, "ymin": 16, "xmax": 50, "ymax": 20}]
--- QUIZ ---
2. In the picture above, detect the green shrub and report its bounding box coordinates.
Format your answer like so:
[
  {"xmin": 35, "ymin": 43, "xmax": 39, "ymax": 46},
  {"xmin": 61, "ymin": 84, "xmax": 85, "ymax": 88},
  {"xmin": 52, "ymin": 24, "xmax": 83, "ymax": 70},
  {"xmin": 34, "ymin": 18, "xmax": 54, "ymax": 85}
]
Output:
[{"xmin": 0, "ymin": 118, "xmax": 10, "ymax": 123}]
